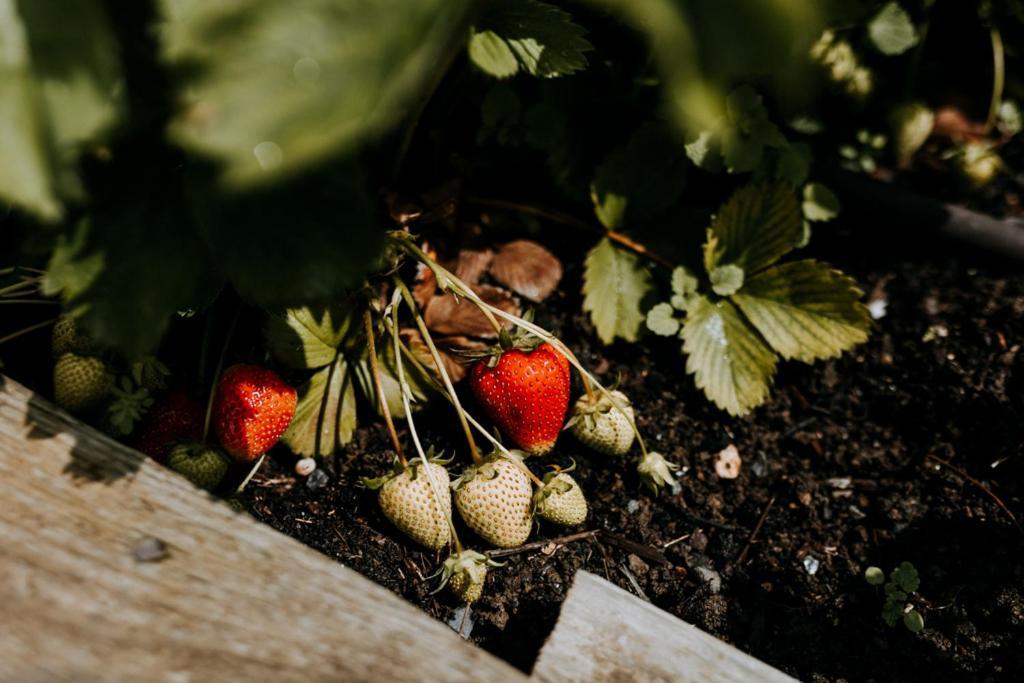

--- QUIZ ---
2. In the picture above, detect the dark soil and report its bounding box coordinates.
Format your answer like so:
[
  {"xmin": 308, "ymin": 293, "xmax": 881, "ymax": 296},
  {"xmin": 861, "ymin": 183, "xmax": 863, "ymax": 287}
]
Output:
[{"xmin": 237, "ymin": 218, "xmax": 1024, "ymax": 681}]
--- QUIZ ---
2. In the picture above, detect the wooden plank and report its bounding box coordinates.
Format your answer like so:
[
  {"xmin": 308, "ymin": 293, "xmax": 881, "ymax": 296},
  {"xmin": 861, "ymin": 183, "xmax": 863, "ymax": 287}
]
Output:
[
  {"xmin": 0, "ymin": 376, "xmax": 526, "ymax": 683},
  {"xmin": 532, "ymin": 571, "xmax": 796, "ymax": 683}
]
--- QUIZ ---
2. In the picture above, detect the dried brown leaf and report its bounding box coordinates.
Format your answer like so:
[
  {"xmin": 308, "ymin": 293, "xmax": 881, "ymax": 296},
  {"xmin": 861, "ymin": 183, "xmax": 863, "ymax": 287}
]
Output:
[
  {"xmin": 490, "ymin": 240, "xmax": 563, "ymax": 302},
  {"xmin": 445, "ymin": 248, "xmax": 494, "ymax": 286},
  {"xmin": 412, "ymin": 261, "xmax": 437, "ymax": 309},
  {"xmin": 399, "ymin": 329, "xmax": 478, "ymax": 383},
  {"xmin": 424, "ymin": 285, "xmax": 518, "ymax": 338}
]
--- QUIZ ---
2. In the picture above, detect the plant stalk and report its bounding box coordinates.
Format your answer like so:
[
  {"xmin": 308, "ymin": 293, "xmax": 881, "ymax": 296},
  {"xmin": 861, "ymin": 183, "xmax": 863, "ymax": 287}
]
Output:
[
  {"xmin": 363, "ymin": 309, "xmax": 406, "ymax": 466},
  {"xmin": 0, "ymin": 317, "xmax": 58, "ymax": 346},
  {"xmin": 201, "ymin": 306, "xmax": 241, "ymax": 444}
]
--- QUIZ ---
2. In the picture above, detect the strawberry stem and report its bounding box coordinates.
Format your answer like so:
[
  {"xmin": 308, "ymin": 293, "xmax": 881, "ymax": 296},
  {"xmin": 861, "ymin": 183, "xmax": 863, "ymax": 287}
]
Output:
[
  {"xmin": 201, "ymin": 306, "xmax": 241, "ymax": 444},
  {"xmin": 386, "ymin": 289, "xmax": 462, "ymax": 554},
  {"xmin": 394, "ymin": 277, "xmax": 483, "ymax": 466},
  {"xmin": 0, "ymin": 317, "xmax": 57, "ymax": 346},
  {"xmin": 363, "ymin": 309, "xmax": 407, "ymax": 466}
]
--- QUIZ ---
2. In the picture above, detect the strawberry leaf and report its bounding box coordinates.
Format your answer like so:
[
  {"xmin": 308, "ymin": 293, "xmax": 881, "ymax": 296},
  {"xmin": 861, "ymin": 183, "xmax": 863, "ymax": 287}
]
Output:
[
  {"xmin": 266, "ymin": 303, "xmax": 359, "ymax": 370},
  {"xmin": 802, "ymin": 182, "xmax": 840, "ymax": 222},
  {"xmin": 468, "ymin": 0, "xmax": 592, "ymax": 79},
  {"xmin": 703, "ymin": 182, "xmax": 802, "ymax": 275},
  {"xmin": 868, "ymin": 2, "xmax": 918, "ymax": 56},
  {"xmin": 583, "ymin": 237, "xmax": 653, "ymax": 344},
  {"xmin": 282, "ymin": 354, "xmax": 358, "ymax": 456},
  {"xmin": 646, "ymin": 302, "xmax": 680, "ymax": 337},
  {"xmin": 731, "ymin": 260, "xmax": 870, "ymax": 363},
  {"xmin": 159, "ymin": 0, "xmax": 474, "ymax": 186},
  {"xmin": 681, "ymin": 295, "xmax": 777, "ymax": 416}
]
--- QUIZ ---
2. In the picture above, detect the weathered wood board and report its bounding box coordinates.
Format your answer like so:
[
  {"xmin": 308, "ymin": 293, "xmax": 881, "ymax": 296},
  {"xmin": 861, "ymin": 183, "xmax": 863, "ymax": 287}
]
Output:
[
  {"xmin": 0, "ymin": 376, "xmax": 525, "ymax": 683},
  {"xmin": 532, "ymin": 571, "xmax": 796, "ymax": 683}
]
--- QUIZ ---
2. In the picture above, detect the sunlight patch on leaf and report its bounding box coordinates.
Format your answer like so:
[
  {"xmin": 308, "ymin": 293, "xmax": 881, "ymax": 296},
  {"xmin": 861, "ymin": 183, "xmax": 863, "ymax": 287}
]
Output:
[
  {"xmin": 583, "ymin": 237, "xmax": 653, "ymax": 344},
  {"xmin": 266, "ymin": 303, "xmax": 359, "ymax": 370},
  {"xmin": 681, "ymin": 295, "xmax": 776, "ymax": 416},
  {"xmin": 732, "ymin": 260, "xmax": 870, "ymax": 363},
  {"xmin": 802, "ymin": 183, "xmax": 840, "ymax": 222}
]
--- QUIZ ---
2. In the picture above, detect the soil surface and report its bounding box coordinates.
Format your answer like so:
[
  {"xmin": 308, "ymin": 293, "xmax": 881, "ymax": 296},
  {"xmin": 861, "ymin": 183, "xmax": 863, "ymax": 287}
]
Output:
[{"xmin": 237, "ymin": 215, "xmax": 1024, "ymax": 681}]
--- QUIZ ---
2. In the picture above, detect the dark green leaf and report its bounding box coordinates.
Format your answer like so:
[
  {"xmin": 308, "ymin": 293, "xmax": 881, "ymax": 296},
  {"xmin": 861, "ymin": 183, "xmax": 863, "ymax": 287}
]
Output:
[
  {"xmin": 893, "ymin": 561, "xmax": 920, "ymax": 593},
  {"xmin": 160, "ymin": 0, "xmax": 473, "ymax": 185},
  {"xmin": 881, "ymin": 602, "xmax": 902, "ymax": 627},
  {"xmin": 282, "ymin": 354, "xmax": 358, "ymax": 456},
  {"xmin": 591, "ymin": 123, "xmax": 688, "ymax": 229},
  {"xmin": 904, "ymin": 609, "xmax": 924, "ymax": 633},
  {"xmin": 470, "ymin": 0, "xmax": 592, "ymax": 79},
  {"xmin": 732, "ymin": 260, "xmax": 870, "ymax": 363},
  {"xmin": 776, "ymin": 143, "xmax": 812, "ymax": 186},
  {"xmin": 583, "ymin": 237, "xmax": 653, "ymax": 344},
  {"xmin": 704, "ymin": 182, "xmax": 802, "ymax": 274},
  {"xmin": 681, "ymin": 295, "xmax": 777, "ymax": 416}
]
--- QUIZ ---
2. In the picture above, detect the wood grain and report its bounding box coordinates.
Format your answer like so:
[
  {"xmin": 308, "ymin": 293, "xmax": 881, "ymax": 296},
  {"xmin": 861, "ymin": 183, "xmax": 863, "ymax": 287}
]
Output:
[
  {"xmin": 532, "ymin": 571, "xmax": 796, "ymax": 683},
  {"xmin": 0, "ymin": 376, "xmax": 525, "ymax": 683}
]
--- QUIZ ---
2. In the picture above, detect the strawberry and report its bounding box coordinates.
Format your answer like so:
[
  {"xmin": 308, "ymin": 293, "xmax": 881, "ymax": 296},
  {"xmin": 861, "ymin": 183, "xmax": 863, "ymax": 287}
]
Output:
[
  {"xmin": 134, "ymin": 391, "xmax": 204, "ymax": 463},
  {"xmin": 568, "ymin": 389, "xmax": 636, "ymax": 457},
  {"xmin": 534, "ymin": 471, "xmax": 587, "ymax": 527},
  {"xmin": 167, "ymin": 443, "xmax": 229, "ymax": 491},
  {"xmin": 51, "ymin": 316, "xmax": 94, "ymax": 357},
  {"xmin": 53, "ymin": 353, "xmax": 111, "ymax": 413},
  {"xmin": 440, "ymin": 550, "xmax": 496, "ymax": 604},
  {"xmin": 368, "ymin": 458, "xmax": 452, "ymax": 550},
  {"xmin": 453, "ymin": 453, "xmax": 534, "ymax": 548},
  {"xmin": 469, "ymin": 342, "xmax": 570, "ymax": 455},
  {"xmin": 637, "ymin": 451, "xmax": 680, "ymax": 494},
  {"xmin": 212, "ymin": 364, "xmax": 297, "ymax": 462}
]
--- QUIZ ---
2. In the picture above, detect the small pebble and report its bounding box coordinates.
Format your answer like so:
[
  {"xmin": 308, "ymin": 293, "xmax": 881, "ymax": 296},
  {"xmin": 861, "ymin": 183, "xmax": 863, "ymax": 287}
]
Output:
[
  {"xmin": 626, "ymin": 499, "xmax": 640, "ymax": 514},
  {"xmin": 714, "ymin": 444, "xmax": 742, "ymax": 479},
  {"xmin": 803, "ymin": 555, "xmax": 820, "ymax": 576},
  {"xmin": 447, "ymin": 605, "xmax": 476, "ymax": 639},
  {"xmin": 132, "ymin": 536, "xmax": 169, "ymax": 563},
  {"xmin": 695, "ymin": 566, "xmax": 722, "ymax": 594},
  {"xmin": 306, "ymin": 468, "xmax": 329, "ymax": 490},
  {"xmin": 295, "ymin": 458, "xmax": 317, "ymax": 477}
]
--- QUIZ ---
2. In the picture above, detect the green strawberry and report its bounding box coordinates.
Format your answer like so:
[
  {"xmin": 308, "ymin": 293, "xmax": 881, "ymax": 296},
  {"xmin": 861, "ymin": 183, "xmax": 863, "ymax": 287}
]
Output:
[
  {"xmin": 53, "ymin": 353, "xmax": 112, "ymax": 413},
  {"xmin": 568, "ymin": 389, "xmax": 636, "ymax": 456},
  {"xmin": 637, "ymin": 451, "xmax": 680, "ymax": 494},
  {"xmin": 453, "ymin": 453, "xmax": 534, "ymax": 548},
  {"xmin": 167, "ymin": 443, "xmax": 230, "ymax": 491},
  {"xmin": 368, "ymin": 458, "xmax": 452, "ymax": 550},
  {"xmin": 534, "ymin": 471, "xmax": 587, "ymax": 527},
  {"xmin": 440, "ymin": 549, "xmax": 497, "ymax": 604},
  {"xmin": 51, "ymin": 316, "xmax": 94, "ymax": 357}
]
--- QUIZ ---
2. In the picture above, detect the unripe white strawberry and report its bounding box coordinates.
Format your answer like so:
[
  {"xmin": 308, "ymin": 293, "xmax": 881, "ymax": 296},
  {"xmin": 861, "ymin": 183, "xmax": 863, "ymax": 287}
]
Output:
[
  {"xmin": 167, "ymin": 443, "xmax": 229, "ymax": 491},
  {"xmin": 54, "ymin": 353, "xmax": 111, "ymax": 413},
  {"xmin": 568, "ymin": 389, "xmax": 636, "ymax": 456},
  {"xmin": 51, "ymin": 316, "xmax": 95, "ymax": 357},
  {"xmin": 369, "ymin": 459, "xmax": 452, "ymax": 550},
  {"xmin": 453, "ymin": 454, "xmax": 533, "ymax": 548},
  {"xmin": 440, "ymin": 549, "xmax": 496, "ymax": 604},
  {"xmin": 534, "ymin": 471, "xmax": 587, "ymax": 527}
]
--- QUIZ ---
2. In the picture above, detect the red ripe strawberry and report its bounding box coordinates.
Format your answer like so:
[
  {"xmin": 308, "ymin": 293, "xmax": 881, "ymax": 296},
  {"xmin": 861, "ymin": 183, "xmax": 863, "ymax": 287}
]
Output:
[
  {"xmin": 213, "ymin": 365, "xmax": 297, "ymax": 462},
  {"xmin": 469, "ymin": 342, "xmax": 570, "ymax": 455},
  {"xmin": 135, "ymin": 391, "xmax": 203, "ymax": 463}
]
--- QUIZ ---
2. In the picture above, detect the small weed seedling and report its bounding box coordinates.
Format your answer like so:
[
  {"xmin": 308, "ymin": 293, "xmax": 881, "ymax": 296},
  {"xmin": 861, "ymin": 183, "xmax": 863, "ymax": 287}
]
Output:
[{"xmin": 865, "ymin": 562, "xmax": 925, "ymax": 633}]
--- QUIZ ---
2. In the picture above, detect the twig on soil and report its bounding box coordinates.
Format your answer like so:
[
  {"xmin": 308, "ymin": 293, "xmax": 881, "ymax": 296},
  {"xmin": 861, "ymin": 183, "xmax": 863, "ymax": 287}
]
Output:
[
  {"xmin": 733, "ymin": 495, "xmax": 777, "ymax": 568},
  {"xmin": 617, "ymin": 563, "xmax": 651, "ymax": 602},
  {"xmin": 486, "ymin": 529, "xmax": 599, "ymax": 559},
  {"xmin": 680, "ymin": 511, "xmax": 747, "ymax": 534},
  {"xmin": 925, "ymin": 454, "xmax": 1023, "ymax": 536},
  {"xmin": 602, "ymin": 531, "xmax": 670, "ymax": 566}
]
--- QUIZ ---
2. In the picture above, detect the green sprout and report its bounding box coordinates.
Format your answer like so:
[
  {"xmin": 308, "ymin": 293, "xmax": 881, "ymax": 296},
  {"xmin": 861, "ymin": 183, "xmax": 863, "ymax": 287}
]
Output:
[{"xmin": 865, "ymin": 562, "xmax": 925, "ymax": 633}]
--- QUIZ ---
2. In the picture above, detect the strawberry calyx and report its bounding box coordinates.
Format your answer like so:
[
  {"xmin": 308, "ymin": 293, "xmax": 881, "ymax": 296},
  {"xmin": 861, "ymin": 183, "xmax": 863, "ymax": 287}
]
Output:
[
  {"xmin": 533, "ymin": 461, "xmax": 578, "ymax": 504},
  {"xmin": 451, "ymin": 446, "xmax": 528, "ymax": 490},
  {"xmin": 431, "ymin": 549, "xmax": 503, "ymax": 599},
  {"xmin": 363, "ymin": 448, "xmax": 451, "ymax": 490}
]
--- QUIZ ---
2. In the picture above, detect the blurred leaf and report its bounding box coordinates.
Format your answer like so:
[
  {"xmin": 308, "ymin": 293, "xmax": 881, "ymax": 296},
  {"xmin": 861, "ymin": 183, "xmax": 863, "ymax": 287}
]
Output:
[
  {"xmin": 893, "ymin": 561, "xmax": 920, "ymax": 593},
  {"xmin": 591, "ymin": 123, "xmax": 688, "ymax": 229},
  {"xmin": 868, "ymin": 2, "xmax": 918, "ymax": 56},
  {"xmin": 583, "ymin": 237, "xmax": 652, "ymax": 344},
  {"xmin": 266, "ymin": 303, "xmax": 360, "ymax": 370},
  {"xmin": 881, "ymin": 601, "xmax": 902, "ymax": 627},
  {"xmin": 890, "ymin": 102, "xmax": 934, "ymax": 166},
  {"xmin": 802, "ymin": 182, "xmax": 840, "ymax": 222},
  {"xmin": 282, "ymin": 354, "xmax": 358, "ymax": 455},
  {"xmin": 43, "ymin": 177, "xmax": 218, "ymax": 356},
  {"xmin": 732, "ymin": 260, "xmax": 869, "ymax": 363},
  {"xmin": 681, "ymin": 295, "xmax": 776, "ymax": 416},
  {"xmin": 776, "ymin": 142, "xmax": 811, "ymax": 185},
  {"xmin": 685, "ymin": 130, "xmax": 719, "ymax": 170},
  {"xmin": 160, "ymin": 0, "xmax": 473, "ymax": 185},
  {"xmin": 703, "ymin": 182, "xmax": 801, "ymax": 274},
  {"xmin": 469, "ymin": 0, "xmax": 591, "ymax": 79},
  {"xmin": 187, "ymin": 162, "xmax": 384, "ymax": 308},
  {"xmin": 490, "ymin": 240, "xmax": 562, "ymax": 302},
  {"xmin": 0, "ymin": 0, "xmax": 122, "ymax": 220},
  {"xmin": 645, "ymin": 302, "xmax": 680, "ymax": 336}
]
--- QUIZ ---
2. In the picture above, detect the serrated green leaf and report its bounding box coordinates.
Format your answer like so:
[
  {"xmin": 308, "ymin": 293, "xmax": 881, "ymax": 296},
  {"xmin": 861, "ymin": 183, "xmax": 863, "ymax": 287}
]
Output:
[
  {"xmin": 591, "ymin": 123, "xmax": 688, "ymax": 229},
  {"xmin": 266, "ymin": 303, "xmax": 359, "ymax": 370},
  {"xmin": 583, "ymin": 237, "xmax": 653, "ymax": 344},
  {"xmin": 731, "ymin": 260, "xmax": 869, "ymax": 363},
  {"xmin": 681, "ymin": 295, "xmax": 777, "ymax": 415},
  {"xmin": 710, "ymin": 264, "xmax": 745, "ymax": 296},
  {"xmin": 470, "ymin": 0, "xmax": 592, "ymax": 79},
  {"xmin": 283, "ymin": 354, "xmax": 358, "ymax": 456},
  {"xmin": 881, "ymin": 601, "xmax": 902, "ymax": 627},
  {"xmin": 672, "ymin": 266, "xmax": 699, "ymax": 298},
  {"xmin": 893, "ymin": 561, "xmax": 920, "ymax": 593},
  {"xmin": 803, "ymin": 183, "xmax": 840, "ymax": 222},
  {"xmin": 159, "ymin": 0, "xmax": 473, "ymax": 186},
  {"xmin": 704, "ymin": 182, "xmax": 802, "ymax": 274},
  {"xmin": 868, "ymin": 2, "xmax": 919, "ymax": 56},
  {"xmin": 646, "ymin": 302, "xmax": 680, "ymax": 337},
  {"xmin": 468, "ymin": 30, "xmax": 519, "ymax": 79}
]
